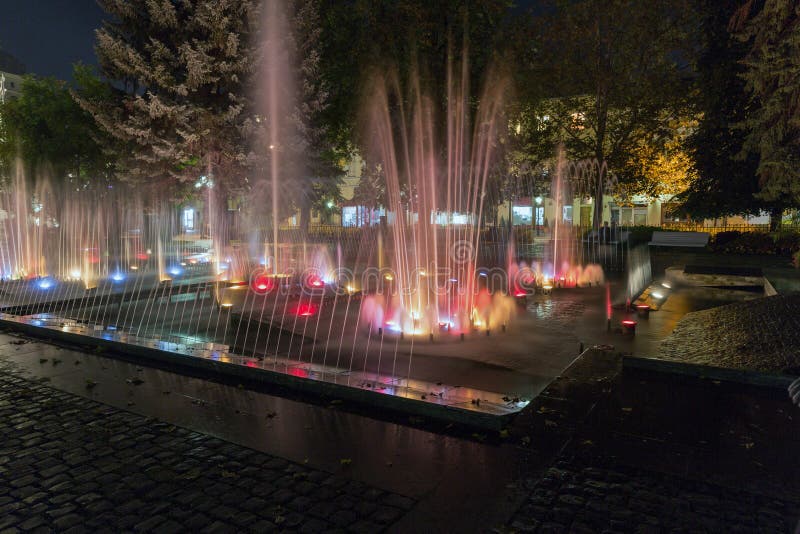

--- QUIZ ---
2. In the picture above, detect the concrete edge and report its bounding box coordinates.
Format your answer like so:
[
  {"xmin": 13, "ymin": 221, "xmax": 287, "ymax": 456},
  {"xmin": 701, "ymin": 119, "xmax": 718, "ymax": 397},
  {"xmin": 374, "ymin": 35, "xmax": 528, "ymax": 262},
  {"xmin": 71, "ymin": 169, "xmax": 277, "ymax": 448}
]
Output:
[
  {"xmin": 764, "ymin": 277, "xmax": 778, "ymax": 296},
  {"xmin": 0, "ymin": 318, "xmax": 513, "ymax": 431},
  {"xmin": 622, "ymin": 355, "xmax": 796, "ymax": 389}
]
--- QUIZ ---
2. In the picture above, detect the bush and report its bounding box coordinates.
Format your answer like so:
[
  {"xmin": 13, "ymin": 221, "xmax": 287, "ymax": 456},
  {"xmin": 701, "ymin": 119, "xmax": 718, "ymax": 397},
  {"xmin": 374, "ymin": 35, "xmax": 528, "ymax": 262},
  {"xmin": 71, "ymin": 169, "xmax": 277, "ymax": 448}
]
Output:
[
  {"xmin": 774, "ymin": 232, "xmax": 800, "ymax": 255},
  {"xmin": 711, "ymin": 231, "xmax": 742, "ymax": 248},
  {"xmin": 708, "ymin": 230, "xmax": 800, "ymax": 255}
]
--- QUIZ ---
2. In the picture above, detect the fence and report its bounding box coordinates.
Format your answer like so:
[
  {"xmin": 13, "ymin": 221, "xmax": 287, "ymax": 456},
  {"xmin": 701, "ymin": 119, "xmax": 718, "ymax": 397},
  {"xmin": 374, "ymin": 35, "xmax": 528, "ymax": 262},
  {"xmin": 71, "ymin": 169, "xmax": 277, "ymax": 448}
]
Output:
[{"xmin": 659, "ymin": 222, "xmax": 800, "ymax": 235}]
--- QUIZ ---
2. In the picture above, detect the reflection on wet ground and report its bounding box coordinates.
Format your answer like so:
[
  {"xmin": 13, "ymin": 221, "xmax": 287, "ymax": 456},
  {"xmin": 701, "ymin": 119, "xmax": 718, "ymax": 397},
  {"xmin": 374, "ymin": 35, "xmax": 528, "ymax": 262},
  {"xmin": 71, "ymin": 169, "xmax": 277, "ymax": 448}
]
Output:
[{"xmin": 0, "ymin": 335, "xmax": 517, "ymax": 504}]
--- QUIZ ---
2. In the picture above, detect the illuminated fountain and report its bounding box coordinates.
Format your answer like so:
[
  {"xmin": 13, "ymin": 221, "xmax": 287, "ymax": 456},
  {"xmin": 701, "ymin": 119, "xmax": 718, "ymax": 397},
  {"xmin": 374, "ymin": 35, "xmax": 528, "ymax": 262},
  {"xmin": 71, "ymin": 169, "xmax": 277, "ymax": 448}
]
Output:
[{"xmin": 0, "ymin": 3, "xmax": 644, "ymax": 426}]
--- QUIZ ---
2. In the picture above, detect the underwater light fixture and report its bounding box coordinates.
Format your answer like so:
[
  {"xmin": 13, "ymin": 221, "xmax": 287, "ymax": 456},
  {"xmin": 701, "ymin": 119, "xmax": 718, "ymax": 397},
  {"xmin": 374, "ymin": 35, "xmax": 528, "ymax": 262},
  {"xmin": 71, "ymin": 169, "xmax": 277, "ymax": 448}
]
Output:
[{"xmin": 37, "ymin": 279, "xmax": 54, "ymax": 289}]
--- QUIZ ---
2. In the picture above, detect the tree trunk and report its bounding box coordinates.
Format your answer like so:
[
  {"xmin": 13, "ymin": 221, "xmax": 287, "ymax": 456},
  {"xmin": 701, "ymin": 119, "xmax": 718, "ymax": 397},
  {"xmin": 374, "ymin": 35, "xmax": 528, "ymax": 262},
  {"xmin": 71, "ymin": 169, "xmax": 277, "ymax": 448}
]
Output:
[
  {"xmin": 769, "ymin": 205, "xmax": 783, "ymax": 231},
  {"xmin": 591, "ymin": 14, "xmax": 612, "ymax": 235},
  {"xmin": 299, "ymin": 200, "xmax": 311, "ymax": 238}
]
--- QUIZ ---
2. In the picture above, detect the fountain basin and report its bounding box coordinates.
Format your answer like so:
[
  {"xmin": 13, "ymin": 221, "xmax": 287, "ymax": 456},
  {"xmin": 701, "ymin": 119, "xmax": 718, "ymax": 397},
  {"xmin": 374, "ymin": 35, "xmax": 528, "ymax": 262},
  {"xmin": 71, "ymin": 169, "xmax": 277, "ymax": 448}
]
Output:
[{"xmin": 0, "ymin": 313, "xmax": 527, "ymax": 430}]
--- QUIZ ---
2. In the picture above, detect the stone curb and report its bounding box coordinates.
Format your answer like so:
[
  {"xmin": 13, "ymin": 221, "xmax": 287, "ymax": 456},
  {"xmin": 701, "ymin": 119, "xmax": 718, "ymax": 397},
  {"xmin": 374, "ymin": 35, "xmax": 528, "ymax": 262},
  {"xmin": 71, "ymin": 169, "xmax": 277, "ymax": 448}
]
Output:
[
  {"xmin": 622, "ymin": 355, "xmax": 797, "ymax": 389},
  {"xmin": 0, "ymin": 317, "xmax": 513, "ymax": 431}
]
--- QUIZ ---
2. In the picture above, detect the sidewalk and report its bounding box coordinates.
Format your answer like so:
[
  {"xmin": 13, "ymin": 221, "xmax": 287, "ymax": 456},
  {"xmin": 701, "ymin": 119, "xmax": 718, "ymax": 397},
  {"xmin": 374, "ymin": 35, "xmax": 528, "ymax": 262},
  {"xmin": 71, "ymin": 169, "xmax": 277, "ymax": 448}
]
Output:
[
  {"xmin": 502, "ymin": 350, "xmax": 800, "ymax": 532},
  {"xmin": 0, "ymin": 371, "xmax": 415, "ymax": 533},
  {"xmin": 1, "ymin": 333, "xmax": 799, "ymax": 532}
]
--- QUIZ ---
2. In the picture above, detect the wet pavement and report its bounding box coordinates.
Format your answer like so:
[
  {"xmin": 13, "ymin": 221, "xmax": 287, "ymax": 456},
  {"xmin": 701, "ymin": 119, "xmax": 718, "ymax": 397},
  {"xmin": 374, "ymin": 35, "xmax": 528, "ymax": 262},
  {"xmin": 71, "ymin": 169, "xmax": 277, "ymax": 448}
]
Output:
[
  {"xmin": 0, "ymin": 333, "xmax": 523, "ymax": 532},
  {"xmin": 2, "ymin": 330, "xmax": 800, "ymax": 532},
  {"xmin": 502, "ymin": 350, "xmax": 800, "ymax": 533},
  {"xmin": 0, "ymin": 370, "xmax": 416, "ymax": 533}
]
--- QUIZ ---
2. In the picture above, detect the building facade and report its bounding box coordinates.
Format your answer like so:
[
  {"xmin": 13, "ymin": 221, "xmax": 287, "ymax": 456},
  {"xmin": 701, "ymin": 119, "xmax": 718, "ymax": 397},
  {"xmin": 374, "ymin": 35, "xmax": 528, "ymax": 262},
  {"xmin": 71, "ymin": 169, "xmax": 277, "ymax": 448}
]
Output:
[{"xmin": 0, "ymin": 71, "xmax": 23, "ymax": 103}]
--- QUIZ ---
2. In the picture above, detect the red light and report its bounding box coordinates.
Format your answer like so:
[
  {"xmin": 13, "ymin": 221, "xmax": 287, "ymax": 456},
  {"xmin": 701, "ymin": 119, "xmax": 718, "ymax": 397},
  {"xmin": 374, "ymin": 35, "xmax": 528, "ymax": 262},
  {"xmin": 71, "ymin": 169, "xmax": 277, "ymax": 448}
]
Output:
[
  {"xmin": 135, "ymin": 252, "xmax": 148, "ymax": 260},
  {"xmin": 636, "ymin": 304, "xmax": 650, "ymax": 310},
  {"xmin": 293, "ymin": 303, "xmax": 318, "ymax": 317},
  {"xmin": 251, "ymin": 274, "xmax": 275, "ymax": 294},
  {"xmin": 308, "ymin": 275, "xmax": 324, "ymax": 288},
  {"xmin": 622, "ymin": 320, "xmax": 637, "ymax": 326},
  {"xmin": 514, "ymin": 290, "xmax": 527, "ymax": 297}
]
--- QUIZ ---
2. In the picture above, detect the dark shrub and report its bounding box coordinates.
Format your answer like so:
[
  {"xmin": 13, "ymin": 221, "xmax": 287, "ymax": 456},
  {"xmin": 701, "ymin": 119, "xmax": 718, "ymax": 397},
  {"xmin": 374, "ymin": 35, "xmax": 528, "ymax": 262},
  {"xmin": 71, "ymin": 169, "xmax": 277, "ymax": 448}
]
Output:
[
  {"xmin": 711, "ymin": 231, "xmax": 742, "ymax": 249},
  {"xmin": 715, "ymin": 232, "xmax": 775, "ymax": 254},
  {"xmin": 774, "ymin": 232, "xmax": 800, "ymax": 255}
]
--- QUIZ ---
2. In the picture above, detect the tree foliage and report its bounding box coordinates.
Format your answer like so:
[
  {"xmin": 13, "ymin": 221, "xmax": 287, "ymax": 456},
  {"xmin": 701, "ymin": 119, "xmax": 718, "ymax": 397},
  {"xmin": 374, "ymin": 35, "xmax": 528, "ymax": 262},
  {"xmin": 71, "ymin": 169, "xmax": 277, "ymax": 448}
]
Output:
[
  {"xmin": 318, "ymin": 0, "xmax": 514, "ymax": 155},
  {"xmin": 521, "ymin": 0, "xmax": 695, "ymax": 227},
  {"xmin": 622, "ymin": 118, "xmax": 696, "ymax": 201},
  {"xmin": 679, "ymin": 0, "xmax": 765, "ymax": 220},
  {"xmin": 78, "ymin": 0, "xmax": 259, "ymax": 187},
  {"xmin": 734, "ymin": 0, "xmax": 800, "ymax": 212},
  {"xmin": 0, "ymin": 74, "xmax": 107, "ymax": 185}
]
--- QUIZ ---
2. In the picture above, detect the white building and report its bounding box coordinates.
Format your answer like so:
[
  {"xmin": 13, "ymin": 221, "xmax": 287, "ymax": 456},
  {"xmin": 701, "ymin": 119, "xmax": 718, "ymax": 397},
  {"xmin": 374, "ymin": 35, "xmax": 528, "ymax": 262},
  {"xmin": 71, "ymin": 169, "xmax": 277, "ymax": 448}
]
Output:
[{"xmin": 0, "ymin": 70, "xmax": 23, "ymax": 103}]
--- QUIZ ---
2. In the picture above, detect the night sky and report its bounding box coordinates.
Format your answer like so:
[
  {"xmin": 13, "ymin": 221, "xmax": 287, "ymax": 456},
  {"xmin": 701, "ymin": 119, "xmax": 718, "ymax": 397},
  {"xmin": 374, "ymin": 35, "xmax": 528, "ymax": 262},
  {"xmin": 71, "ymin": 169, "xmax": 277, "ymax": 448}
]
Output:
[
  {"xmin": 0, "ymin": 0, "xmax": 541, "ymax": 82},
  {"xmin": 0, "ymin": 0, "xmax": 105, "ymax": 81}
]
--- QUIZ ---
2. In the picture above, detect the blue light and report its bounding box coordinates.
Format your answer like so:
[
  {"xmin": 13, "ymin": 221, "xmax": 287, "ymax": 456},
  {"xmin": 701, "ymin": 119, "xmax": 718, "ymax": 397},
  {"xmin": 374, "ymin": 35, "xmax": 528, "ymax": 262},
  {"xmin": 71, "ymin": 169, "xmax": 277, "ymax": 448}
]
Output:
[
  {"xmin": 168, "ymin": 266, "xmax": 183, "ymax": 276},
  {"xmin": 37, "ymin": 278, "xmax": 54, "ymax": 290},
  {"xmin": 31, "ymin": 320, "xmax": 44, "ymax": 327},
  {"xmin": 111, "ymin": 272, "xmax": 125, "ymax": 282}
]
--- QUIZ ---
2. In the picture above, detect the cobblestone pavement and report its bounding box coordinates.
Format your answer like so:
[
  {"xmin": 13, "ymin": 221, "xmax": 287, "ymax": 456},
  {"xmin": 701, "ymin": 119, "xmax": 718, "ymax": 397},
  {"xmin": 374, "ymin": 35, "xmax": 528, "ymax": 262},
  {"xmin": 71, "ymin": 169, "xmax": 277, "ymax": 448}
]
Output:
[
  {"xmin": 659, "ymin": 294, "xmax": 800, "ymax": 372},
  {"xmin": 504, "ymin": 455, "xmax": 800, "ymax": 533},
  {"xmin": 0, "ymin": 372, "xmax": 415, "ymax": 533},
  {"xmin": 500, "ymin": 349, "xmax": 800, "ymax": 533}
]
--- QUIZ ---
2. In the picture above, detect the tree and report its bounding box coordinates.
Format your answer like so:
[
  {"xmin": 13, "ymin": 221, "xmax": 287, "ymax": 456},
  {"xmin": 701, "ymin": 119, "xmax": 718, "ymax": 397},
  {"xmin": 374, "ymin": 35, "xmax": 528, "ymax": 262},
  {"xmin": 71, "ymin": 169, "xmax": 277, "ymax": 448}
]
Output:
[
  {"xmin": 78, "ymin": 0, "xmax": 259, "ymax": 188},
  {"xmin": 678, "ymin": 0, "xmax": 766, "ymax": 222},
  {"xmin": 622, "ymin": 117, "xmax": 696, "ymax": 201},
  {"xmin": 352, "ymin": 162, "xmax": 386, "ymax": 213},
  {"xmin": 522, "ymin": 0, "xmax": 695, "ymax": 230},
  {"xmin": 732, "ymin": 0, "xmax": 800, "ymax": 229},
  {"xmin": 282, "ymin": 0, "xmax": 342, "ymax": 233},
  {"xmin": 317, "ymin": 0, "xmax": 515, "ymax": 160},
  {"xmin": 0, "ymin": 75, "xmax": 107, "ymax": 186}
]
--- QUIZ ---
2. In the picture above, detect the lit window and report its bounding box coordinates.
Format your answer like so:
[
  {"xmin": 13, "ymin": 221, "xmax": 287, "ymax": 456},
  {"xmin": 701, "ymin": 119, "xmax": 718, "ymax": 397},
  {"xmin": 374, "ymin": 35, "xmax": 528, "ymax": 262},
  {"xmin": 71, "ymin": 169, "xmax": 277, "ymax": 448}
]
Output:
[
  {"xmin": 512, "ymin": 206, "xmax": 533, "ymax": 225},
  {"xmin": 182, "ymin": 208, "xmax": 195, "ymax": 231}
]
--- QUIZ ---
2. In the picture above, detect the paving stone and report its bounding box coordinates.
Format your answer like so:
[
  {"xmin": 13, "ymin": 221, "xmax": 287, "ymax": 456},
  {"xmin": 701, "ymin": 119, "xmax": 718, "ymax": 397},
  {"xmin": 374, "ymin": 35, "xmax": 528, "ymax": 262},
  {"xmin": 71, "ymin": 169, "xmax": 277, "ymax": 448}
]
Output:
[
  {"xmin": 0, "ymin": 356, "xmax": 414, "ymax": 533},
  {"xmin": 18, "ymin": 516, "xmax": 46, "ymax": 531},
  {"xmin": 52, "ymin": 515, "xmax": 83, "ymax": 531},
  {"xmin": 371, "ymin": 505, "xmax": 403, "ymax": 525},
  {"xmin": 381, "ymin": 493, "xmax": 414, "ymax": 510},
  {"xmin": 299, "ymin": 518, "xmax": 328, "ymax": 533},
  {"xmin": 330, "ymin": 509, "xmax": 357, "ymax": 527}
]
